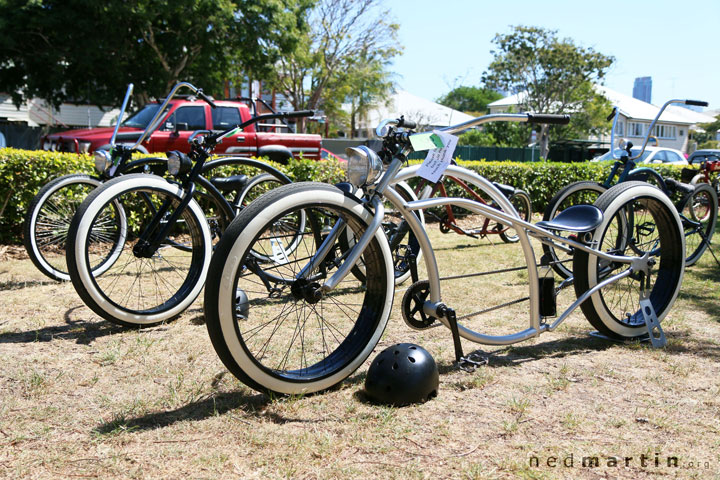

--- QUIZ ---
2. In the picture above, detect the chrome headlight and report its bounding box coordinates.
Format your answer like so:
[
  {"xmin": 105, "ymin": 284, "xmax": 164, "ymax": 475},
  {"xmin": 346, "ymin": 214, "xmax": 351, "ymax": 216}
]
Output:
[
  {"xmin": 94, "ymin": 150, "xmax": 112, "ymax": 173},
  {"xmin": 166, "ymin": 150, "xmax": 192, "ymax": 176},
  {"xmin": 345, "ymin": 146, "xmax": 382, "ymax": 188}
]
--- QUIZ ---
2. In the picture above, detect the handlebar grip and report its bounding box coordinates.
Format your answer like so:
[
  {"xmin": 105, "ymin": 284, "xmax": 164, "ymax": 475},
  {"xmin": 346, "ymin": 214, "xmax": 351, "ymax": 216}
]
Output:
[
  {"xmin": 685, "ymin": 99, "xmax": 709, "ymax": 107},
  {"xmin": 282, "ymin": 110, "xmax": 314, "ymax": 118},
  {"xmin": 606, "ymin": 107, "xmax": 617, "ymax": 122},
  {"xmin": 197, "ymin": 89, "xmax": 217, "ymax": 109},
  {"xmin": 527, "ymin": 113, "xmax": 570, "ymax": 125},
  {"xmin": 398, "ymin": 118, "xmax": 417, "ymax": 129}
]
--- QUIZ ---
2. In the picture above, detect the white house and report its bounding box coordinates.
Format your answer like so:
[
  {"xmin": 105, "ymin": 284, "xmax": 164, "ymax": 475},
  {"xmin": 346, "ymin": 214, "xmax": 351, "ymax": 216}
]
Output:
[
  {"xmin": 0, "ymin": 94, "xmax": 121, "ymax": 128},
  {"xmin": 347, "ymin": 90, "xmax": 474, "ymax": 138},
  {"xmin": 488, "ymin": 86, "xmax": 716, "ymax": 153}
]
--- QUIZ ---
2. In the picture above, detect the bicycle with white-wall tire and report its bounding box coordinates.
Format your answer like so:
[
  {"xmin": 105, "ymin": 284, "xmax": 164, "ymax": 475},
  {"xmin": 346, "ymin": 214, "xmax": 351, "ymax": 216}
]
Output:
[
  {"xmin": 203, "ymin": 111, "xmax": 686, "ymax": 397},
  {"xmin": 65, "ymin": 82, "xmax": 313, "ymax": 327},
  {"xmin": 542, "ymin": 99, "xmax": 717, "ymax": 278}
]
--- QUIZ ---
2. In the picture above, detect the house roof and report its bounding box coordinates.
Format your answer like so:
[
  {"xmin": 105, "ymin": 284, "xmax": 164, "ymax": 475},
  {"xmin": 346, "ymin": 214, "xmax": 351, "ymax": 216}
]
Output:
[
  {"xmin": 488, "ymin": 85, "xmax": 716, "ymax": 126},
  {"xmin": 353, "ymin": 90, "xmax": 474, "ymax": 129}
]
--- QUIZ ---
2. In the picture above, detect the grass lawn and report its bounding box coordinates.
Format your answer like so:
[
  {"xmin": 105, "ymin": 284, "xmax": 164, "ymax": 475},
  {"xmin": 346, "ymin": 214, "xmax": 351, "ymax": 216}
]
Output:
[{"xmin": 1, "ymin": 223, "xmax": 719, "ymax": 479}]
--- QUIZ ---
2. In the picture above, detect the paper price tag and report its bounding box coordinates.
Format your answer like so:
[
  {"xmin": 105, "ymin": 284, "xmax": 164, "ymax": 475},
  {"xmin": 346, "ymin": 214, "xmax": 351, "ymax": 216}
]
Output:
[{"xmin": 416, "ymin": 130, "xmax": 458, "ymax": 183}]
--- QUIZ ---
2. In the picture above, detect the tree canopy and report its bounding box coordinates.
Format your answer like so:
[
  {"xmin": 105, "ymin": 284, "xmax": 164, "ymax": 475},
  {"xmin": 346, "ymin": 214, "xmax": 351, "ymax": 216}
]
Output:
[
  {"xmin": 269, "ymin": 0, "xmax": 401, "ymax": 134},
  {"xmin": 0, "ymin": 0, "xmax": 310, "ymax": 108},
  {"xmin": 482, "ymin": 26, "xmax": 614, "ymax": 157},
  {"xmin": 436, "ymin": 86, "xmax": 502, "ymax": 115}
]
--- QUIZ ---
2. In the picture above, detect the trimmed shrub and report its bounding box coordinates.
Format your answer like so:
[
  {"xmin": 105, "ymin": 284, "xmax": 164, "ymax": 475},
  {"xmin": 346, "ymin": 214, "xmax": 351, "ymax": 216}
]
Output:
[
  {"xmin": 0, "ymin": 148, "xmax": 347, "ymax": 244},
  {"xmin": 407, "ymin": 159, "xmax": 686, "ymax": 213},
  {"xmin": 0, "ymin": 148, "xmax": 688, "ymax": 244}
]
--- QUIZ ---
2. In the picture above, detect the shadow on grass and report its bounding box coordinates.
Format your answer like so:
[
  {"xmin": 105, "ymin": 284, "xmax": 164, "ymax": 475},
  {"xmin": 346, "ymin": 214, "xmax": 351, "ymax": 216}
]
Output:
[
  {"xmin": 0, "ymin": 306, "xmax": 145, "ymax": 345},
  {"xmin": 680, "ymin": 260, "xmax": 720, "ymax": 323},
  {"xmin": 93, "ymin": 390, "xmax": 270, "ymax": 436},
  {"xmin": 0, "ymin": 277, "xmax": 59, "ymax": 291}
]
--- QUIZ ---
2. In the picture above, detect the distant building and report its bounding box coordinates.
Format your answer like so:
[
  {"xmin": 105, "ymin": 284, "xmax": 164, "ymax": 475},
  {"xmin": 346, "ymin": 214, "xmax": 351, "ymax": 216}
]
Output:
[
  {"xmin": 487, "ymin": 85, "xmax": 716, "ymax": 153},
  {"xmin": 633, "ymin": 77, "xmax": 652, "ymax": 104}
]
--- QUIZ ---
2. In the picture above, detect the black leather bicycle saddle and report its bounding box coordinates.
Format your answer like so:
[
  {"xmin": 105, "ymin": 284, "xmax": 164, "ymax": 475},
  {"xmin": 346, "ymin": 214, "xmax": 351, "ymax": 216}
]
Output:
[
  {"xmin": 536, "ymin": 205, "xmax": 603, "ymax": 232},
  {"xmin": 492, "ymin": 182, "xmax": 515, "ymax": 198},
  {"xmin": 210, "ymin": 174, "xmax": 249, "ymax": 193}
]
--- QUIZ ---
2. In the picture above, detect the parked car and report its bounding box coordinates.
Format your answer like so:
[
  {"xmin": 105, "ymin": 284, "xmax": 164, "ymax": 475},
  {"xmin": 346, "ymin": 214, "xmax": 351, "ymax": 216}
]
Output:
[
  {"xmin": 592, "ymin": 146, "xmax": 688, "ymax": 165},
  {"xmin": 688, "ymin": 149, "xmax": 720, "ymax": 165},
  {"xmin": 41, "ymin": 97, "xmax": 322, "ymax": 162}
]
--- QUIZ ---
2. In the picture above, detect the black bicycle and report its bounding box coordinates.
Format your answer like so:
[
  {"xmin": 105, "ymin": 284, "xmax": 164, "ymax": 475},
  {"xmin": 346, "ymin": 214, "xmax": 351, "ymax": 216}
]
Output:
[
  {"xmin": 66, "ymin": 82, "xmax": 312, "ymax": 327},
  {"xmin": 542, "ymin": 99, "xmax": 717, "ymax": 278}
]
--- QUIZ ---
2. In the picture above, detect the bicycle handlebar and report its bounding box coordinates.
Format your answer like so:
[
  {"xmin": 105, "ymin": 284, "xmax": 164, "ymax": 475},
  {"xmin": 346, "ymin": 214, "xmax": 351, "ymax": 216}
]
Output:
[
  {"xmin": 197, "ymin": 89, "xmax": 217, "ymax": 109},
  {"xmin": 110, "ymin": 83, "xmax": 134, "ymax": 147},
  {"xmin": 527, "ymin": 113, "xmax": 571, "ymax": 125}
]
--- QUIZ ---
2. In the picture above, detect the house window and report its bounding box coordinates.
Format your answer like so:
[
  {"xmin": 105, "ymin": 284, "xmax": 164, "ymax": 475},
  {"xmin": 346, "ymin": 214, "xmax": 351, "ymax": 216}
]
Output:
[
  {"xmin": 651, "ymin": 124, "xmax": 677, "ymax": 139},
  {"xmin": 628, "ymin": 122, "xmax": 645, "ymax": 137},
  {"xmin": 616, "ymin": 120, "xmax": 625, "ymax": 136}
]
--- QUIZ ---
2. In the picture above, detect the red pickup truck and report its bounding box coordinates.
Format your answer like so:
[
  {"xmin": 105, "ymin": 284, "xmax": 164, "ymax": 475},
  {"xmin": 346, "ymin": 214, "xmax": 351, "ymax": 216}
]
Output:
[{"xmin": 41, "ymin": 97, "xmax": 322, "ymax": 162}]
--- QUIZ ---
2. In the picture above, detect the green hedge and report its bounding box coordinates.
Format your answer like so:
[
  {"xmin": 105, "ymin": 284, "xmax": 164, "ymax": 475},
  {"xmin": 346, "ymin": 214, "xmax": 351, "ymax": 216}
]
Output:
[
  {"xmin": 412, "ymin": 159, "xmax": 686, "ymax": 213},
  {"xmin": 0, "ymin": 148, "xmax": 687, "ymax": 244},
  {"xmin": 0, "ymin": 148, "xmax": 347, "ymax": 244}
]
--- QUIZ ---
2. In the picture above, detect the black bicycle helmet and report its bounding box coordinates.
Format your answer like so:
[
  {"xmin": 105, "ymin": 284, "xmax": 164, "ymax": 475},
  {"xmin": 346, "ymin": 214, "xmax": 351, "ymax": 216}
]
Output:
[{"xmin": 364, "ymin": 343, "xmax": 439, "ymax": 406}]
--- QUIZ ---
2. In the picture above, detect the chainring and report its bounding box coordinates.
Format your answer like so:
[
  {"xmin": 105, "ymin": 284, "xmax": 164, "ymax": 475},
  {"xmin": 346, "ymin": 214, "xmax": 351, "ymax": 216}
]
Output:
[{"xmin": 401, "ymin": 280, "xmax": 437, "ymax": 330}]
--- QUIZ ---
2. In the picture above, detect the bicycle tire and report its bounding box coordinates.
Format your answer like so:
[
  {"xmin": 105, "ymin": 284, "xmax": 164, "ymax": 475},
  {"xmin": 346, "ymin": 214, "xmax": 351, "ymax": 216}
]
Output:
[
  {"xmin": 203, "ymin": 182, "xmax": 394, "ymax": 396},
  {"xmin": 573, "ymin": 182, "xmax": 684, "ymax": 339},
  {"xmin": 499, "ymin": 189, "xmax": 532, "ymax": 243},
  {"xmin": 681, "ymin": 182, "xmax": 717, "ymax": 266},
  {"xmin": 23, "ymin": 174, "xmax": 128, "ymax": 282},
  {"xmin": 67, "ymin": 174, "xmax": 212, "ymax": 327},
  {"xmin": 541, "ymin": 181, "xmax": 607, "ymax": 278}
]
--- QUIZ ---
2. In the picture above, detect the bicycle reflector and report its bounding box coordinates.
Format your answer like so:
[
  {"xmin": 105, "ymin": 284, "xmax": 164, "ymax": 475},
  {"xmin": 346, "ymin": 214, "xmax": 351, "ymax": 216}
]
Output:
[
  {"xmin": 345, "ymin": 145, "xmax": 382, "ymax": 188},
  {"xmin": 166, "ymin": 150, "xmax": 192, "ymax": 176},
  {"xmin": 94, "ymin": 150, "xmax": 112, "ymax": 173},
  {"xmin": 364, "ymin": 343, "xmax": 439, "ymax": 406}
]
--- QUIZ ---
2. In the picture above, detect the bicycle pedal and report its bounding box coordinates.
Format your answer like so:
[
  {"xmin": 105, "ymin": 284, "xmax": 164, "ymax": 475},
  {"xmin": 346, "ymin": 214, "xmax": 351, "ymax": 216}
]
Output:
[{"xmin": 457, "ymin": 353, "xmax": 489, "ymax": 373}]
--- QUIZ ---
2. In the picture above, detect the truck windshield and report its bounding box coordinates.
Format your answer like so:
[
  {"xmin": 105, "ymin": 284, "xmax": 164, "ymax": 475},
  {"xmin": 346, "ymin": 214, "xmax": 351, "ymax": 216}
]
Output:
[{"xmin": 121, "ymin": 104, "xmax": 169, "ymax": 129}]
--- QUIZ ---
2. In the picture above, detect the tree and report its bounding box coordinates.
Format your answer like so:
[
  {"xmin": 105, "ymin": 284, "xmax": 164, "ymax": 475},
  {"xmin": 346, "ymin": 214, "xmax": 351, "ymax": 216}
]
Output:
[
  {"xmin": 482, "ymin": 26, "xmax": 614, "ymax": 158},
  {"xmin": 436, "ymin": 86, "xmax": 502, "ymax": 115},
  {"xmin": 693, "ymin": 115, "xmax": 720, "ymax": 149},
  {"xmin": 270, "ymin": 0, "xmax": 401, "ymax": 133},
  {"xmin": 0, "ymin": 0, "xmax": 310, "ymax": 109}
]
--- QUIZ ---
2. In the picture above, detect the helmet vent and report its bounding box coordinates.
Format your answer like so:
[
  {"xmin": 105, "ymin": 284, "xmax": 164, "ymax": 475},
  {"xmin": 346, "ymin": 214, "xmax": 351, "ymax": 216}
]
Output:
[
  {"xmin": 392, "ymin": 362, "xmax": 399, "ymax": 370},
  {"xmin": 408, "ymin": 356, "xmax": 416, "ymax": 363}
]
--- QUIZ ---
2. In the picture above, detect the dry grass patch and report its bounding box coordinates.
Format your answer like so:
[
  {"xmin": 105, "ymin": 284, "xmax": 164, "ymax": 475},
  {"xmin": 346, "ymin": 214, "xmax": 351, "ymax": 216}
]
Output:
[{"xmin": 1, "ymin": 226, "xmax": 719, "ymax": 479}]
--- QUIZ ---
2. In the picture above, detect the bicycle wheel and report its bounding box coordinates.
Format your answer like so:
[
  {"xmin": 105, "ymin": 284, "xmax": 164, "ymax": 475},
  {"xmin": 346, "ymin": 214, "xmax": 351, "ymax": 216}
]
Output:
[
  {"xmin": 682, "ymin": 182, "xmax": 717, "ymax": 266},
  {"xmin": 67, "ymin": 174, "xmax": 212, "ymax": 327},
  {"xmin": 541, "ymin": 181, "xmax": 607, "ymax": 278},
  {"xmin": 204, "ymin": 182, "xmax": 394, "ymax": 396},
  {"xmin": 499, "ymin": 189, "xmax": 532, "ymax": 243},
  {"xmin": 573, "ymin": 182, "xmax": 684, "ymax": 340},
  {"xmin": 23, "ymin": 174, "xmax": 126, "ymax": 282}
]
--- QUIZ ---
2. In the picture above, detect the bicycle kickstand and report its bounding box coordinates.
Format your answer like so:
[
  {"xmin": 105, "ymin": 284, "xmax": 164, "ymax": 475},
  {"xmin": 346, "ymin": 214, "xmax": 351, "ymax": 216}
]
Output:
[
  {"xmin": 437, "ymin": 305, "xmax": 488, "ymax": 372},
  {"xmin": 639, "ymin": 273, "xmax": 666, "ymax": 348}
]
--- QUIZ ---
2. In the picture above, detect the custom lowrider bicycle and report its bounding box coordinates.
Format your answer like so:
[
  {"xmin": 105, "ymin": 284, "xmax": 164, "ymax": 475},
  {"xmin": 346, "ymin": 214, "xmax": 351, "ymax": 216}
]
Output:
[{"xmin": 203, "ymin": 111, "xmax": 686, "ymax": 396}]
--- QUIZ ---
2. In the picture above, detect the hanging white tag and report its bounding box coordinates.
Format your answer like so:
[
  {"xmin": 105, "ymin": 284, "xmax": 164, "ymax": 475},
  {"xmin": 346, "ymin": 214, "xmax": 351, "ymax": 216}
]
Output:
[{"xmin": 416, "ymin": 130, "xmax": 458, "ymax": 183}]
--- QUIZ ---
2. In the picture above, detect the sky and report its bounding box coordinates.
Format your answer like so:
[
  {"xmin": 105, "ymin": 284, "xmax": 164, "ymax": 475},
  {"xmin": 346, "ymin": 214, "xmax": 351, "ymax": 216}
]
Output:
[{"xmin": 386, "ymin": 0, "xmax": 720, "ymax": 111}]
